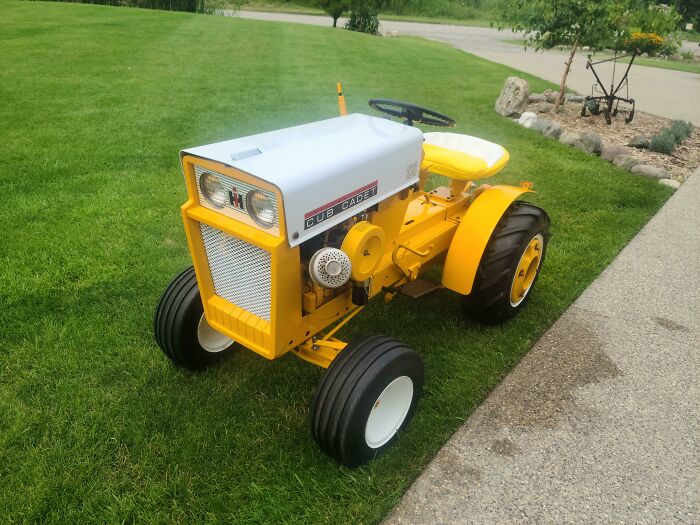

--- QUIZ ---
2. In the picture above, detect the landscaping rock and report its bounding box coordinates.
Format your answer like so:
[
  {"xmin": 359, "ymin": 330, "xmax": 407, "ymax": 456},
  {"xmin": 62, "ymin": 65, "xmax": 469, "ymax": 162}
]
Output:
[
  {"xmin": 559, "ymin": 131, "xmax": 580, "ymax": 146},
  {"xmin": 528, "ymin": 93, "xmax": 546, "ymax": 103},
  {"xmin": 495, "ymin": 77, "xmax": 530, "ymax": 117},
  {"xmin": 601, "ymin": 144, "xmax": 631, "ymax": 162},
  {"xmin": 545, "ymin": 91, "xmax": 559, "ymax": 104},
  {"xmin": 518, "ymin": 112, "xmax": 538, "ymax": 128},
  {"xmin": 628, "ymin": 135, "xmax": 650, "ymax": 149},
  {"xmin": 613, "ymin": 154, "xmax": 644, "ymax": 171},
  {"xmin": 531, "ymin": 119, "xmax": 563, "ymax": 139},
  {"xmin": 565, "ymin": 94, "xmax": 585, "ymax": 103},
  {"xmin": 631, "ymin": 164, "xmax": 670, "ymax": 179},
  {"xmin": 537, "ymin": 102, "xmax": 553, "ymax": 113},
  {"xmin": 575, "ymin": 132, "xmax": 603, "ymax": 155},
  {"xmin": 659, "ymin": 178, "xmax": 681, "ymax": 189}
]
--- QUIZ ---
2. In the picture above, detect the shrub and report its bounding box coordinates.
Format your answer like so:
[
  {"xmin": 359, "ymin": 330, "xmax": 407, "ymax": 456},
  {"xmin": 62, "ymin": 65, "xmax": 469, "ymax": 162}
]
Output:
[
  {"xmin": 346, "ymin": 11, "xmax": 380, "ymax": 34},
  {"xmin": 625, "ymin": 32, "xmax": 665, "ymax": 54},
  {"xmin": 42, "ymin": 0, "xmax": 216, "ymax": 13},
  {"xmin": 345, "ymin": 0, "xmax": 383, "ymax": 34},
  {"xmin": 681, "ymin": 50, "xmax": 696, "ymax": 61},
  {"xmin": 649, "ymin": 129, "xmax": 678, "ymax": 154},
  {"xmin": 669, "ymin": 120, "xmax": 694, "ymax": 143}
]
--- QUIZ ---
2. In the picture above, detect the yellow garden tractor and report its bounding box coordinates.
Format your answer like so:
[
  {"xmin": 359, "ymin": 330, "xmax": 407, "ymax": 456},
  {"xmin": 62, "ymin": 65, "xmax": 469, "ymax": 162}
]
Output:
[{"xmin": 154, "ymin": 92, "xmax": 550, "ymax": 467}]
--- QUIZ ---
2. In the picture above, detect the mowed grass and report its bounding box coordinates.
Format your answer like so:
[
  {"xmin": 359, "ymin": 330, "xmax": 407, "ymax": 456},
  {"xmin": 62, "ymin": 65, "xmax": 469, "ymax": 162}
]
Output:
[{"xmin": 0, "ymin": 2, "xmax": 671, "ymax": 523}]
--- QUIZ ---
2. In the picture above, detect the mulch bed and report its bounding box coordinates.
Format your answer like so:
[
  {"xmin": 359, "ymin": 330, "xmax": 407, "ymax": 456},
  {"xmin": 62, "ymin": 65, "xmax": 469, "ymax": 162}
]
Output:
[{"xmin": 528, "ymin": 100, "xmax": 700, "ymax": 181}]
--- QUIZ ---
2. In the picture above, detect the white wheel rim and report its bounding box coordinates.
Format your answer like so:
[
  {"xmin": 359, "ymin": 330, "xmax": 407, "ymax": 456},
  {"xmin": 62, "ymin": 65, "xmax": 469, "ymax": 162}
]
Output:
[
  {"xmin": 365, "ymin": 376, "xmax": 414, "ymax": 449},
  {"xmin": 197, "ymin": 313, "xmax": 234, "ymax": 353},
  {"xmin": 510, "ymin": 233, "xmax": 544, "ymax": 307}
]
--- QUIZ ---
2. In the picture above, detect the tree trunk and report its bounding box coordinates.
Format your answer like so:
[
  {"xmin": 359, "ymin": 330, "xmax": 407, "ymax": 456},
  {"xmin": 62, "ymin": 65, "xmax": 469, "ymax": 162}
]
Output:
[
  {"xmin": 333, "ymin": 16, "xmax": 338, "ymax": 27},
  {"xmin": 557, "ymin": 36, "xmax": 580, "ymax": 105}
]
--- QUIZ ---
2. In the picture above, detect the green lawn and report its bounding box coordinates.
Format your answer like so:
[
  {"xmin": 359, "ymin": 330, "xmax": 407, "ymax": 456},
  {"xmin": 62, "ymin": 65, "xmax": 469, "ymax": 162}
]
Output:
[{"xmin": 0, "ymin": 2, "xmax": 671, "ymax": 523}]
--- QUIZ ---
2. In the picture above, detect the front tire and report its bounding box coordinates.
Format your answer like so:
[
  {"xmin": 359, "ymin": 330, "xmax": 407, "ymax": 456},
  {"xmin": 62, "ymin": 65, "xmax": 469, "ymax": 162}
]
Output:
[
  {"xmin": 463, "ymin": 201, "xmax": 550, "ymax": 324},
  {"xmin": 310, "ymin": 335, "xmax": 424, "ymax": 467},
  {"xmin": 154, "ymin": 267, "xmax": 239, "ymax": 369}
]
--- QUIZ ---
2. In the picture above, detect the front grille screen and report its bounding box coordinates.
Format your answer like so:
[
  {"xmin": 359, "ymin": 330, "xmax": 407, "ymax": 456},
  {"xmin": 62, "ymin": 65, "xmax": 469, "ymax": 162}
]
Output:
[{"xmin": 199, "ymin": 223, "xmax": 272, "ymax": 321}]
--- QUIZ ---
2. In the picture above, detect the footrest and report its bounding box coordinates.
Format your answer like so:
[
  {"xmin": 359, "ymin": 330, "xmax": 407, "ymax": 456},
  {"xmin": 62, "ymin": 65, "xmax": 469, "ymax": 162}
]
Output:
[{"xmin": 398, "ymin": 279, "xmax": 442, "ymax": 299}]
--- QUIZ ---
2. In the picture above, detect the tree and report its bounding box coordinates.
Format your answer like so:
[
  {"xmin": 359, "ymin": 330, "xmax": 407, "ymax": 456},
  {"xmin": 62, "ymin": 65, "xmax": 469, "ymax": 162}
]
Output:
[
  {"xmin": 500, "ymin": 1, "xmax": 684, "ymax": 104},
  {"xmin": 317, "ymin": 0, "xmax": 351, "ymax": 28},
  {"xmin": 500, "ymin": 0, "xmax": 633, "ymax": 105},
  {"xmin": 673, "ymin": 0, "xmax": 700, "ymax": 25}
]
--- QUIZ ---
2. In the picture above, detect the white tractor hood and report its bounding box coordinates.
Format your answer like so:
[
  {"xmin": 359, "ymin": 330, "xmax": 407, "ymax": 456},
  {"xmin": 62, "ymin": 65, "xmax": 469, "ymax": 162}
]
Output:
[{"xmin": 181, "ymin": 113, "xmax": 423, "ymax": 246}]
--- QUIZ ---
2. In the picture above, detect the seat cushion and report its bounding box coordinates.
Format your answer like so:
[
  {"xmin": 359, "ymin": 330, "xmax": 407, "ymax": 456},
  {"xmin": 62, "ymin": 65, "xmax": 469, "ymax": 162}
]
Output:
[{"xmin": 422, "ymin": 132, "xmax": 509, "ymax": 180}]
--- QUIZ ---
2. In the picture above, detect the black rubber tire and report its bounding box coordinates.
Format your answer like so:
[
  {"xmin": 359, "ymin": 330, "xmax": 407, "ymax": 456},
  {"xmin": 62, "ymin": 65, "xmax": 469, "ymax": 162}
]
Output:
[
  {"xmin": 463, "ymin": 201, "xmax": 550, "ymax": 325},
  {"xmin": 153, "ymin": 267, "xmax": 239, "ymax": 369},
  {"xmin": 310, "ymin": 335, "xmax": 424, "ymax": 467}
]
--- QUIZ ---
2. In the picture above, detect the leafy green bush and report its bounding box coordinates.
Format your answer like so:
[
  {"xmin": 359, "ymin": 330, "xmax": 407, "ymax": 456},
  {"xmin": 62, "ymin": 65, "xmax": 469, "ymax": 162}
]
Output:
[
  {"xmin": 345, "ymin": 0, "xmax": 382, "ymax": 34},
  {"xmin": 649, "ymin": 129, "xmax": 677, "ymax": 154},
  {"xmin": 669, "ymin": 120, "xmax": 694, "ymax": 142},
  {"xmin": 649, "ymin": 128, "xmax": 678, "ymax": 155},
  {"xmin": 42, "ymin": 0, "xmax": 216, "ymax": 13},
  {"xmin": 346, "ymin": 10, "xmax": 380, "ymax": 33},
  {"xmin": 649, "ymin": 120, "xmax": 693, "ymax": 154}
]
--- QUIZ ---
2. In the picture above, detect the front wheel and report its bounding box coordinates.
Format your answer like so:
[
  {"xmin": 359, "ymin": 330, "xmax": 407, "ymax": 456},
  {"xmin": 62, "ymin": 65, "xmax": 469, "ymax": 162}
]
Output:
[
  {"xmin": 154, "ymin": 267, "xmax": 239, "ymax": 369},
  {"xmin": 463, "ymin": 201, "xmax": 550, "ymax": 324},
  {"xmin": 310, "ymin": 335, "xmax": 424, "ymax": 467}
]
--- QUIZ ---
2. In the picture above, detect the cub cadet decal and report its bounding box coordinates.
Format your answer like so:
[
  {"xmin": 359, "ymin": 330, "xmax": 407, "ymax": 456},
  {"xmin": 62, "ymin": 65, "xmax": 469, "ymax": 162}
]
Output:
[{"xmin": 304, "ymin": 181, "xmax": 379, "ymax": 230}]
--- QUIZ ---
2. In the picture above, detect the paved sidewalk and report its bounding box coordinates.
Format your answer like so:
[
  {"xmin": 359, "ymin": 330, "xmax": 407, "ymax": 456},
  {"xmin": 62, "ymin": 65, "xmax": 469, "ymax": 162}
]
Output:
[
  {"xmin": 384, "ymin": 169, "xmax": 700, "ymax": 523},
  {"xmin": 236, "ymin": 11, "xmax": 700, "ymax": 125}
]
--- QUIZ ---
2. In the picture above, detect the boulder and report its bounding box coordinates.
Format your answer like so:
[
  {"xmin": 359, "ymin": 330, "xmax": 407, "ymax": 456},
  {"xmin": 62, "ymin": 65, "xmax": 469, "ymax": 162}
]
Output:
[
  {"xmin": 565, "ymin": 94, "xmax": 585, "ymax": 103},
  {"xmin": 628, "ymin": 135, "xmax": 650, "ymax": 149},
  {"xmin": 559, "ymin": 131, "xmax": 580, "ymax": 146},
  {"xmin": 601, "ymin": 144, "xmax": 631, "ymax": 162},
  {"xmin": 495, "ymin": 77, "xmax": 530, "ymax": 117},
  {"xmin": 528, "ymin": 93, "xmax": 547, "ymax": 103},
  {"xmin": 518, "ymin": 112, "xmax": 538, "ymax": 128},
  {"xmin": 613, "ymin": 154, "xmax": 644, "ymax": 171},
  {"xmin": 531, "ymin": 119, "xmax": 563, "ymax": 139},
  {"xmin": 545, "ymin": 91, "xmax": 559, "ymax": 103},
  {"xmin": 575, "ymin": 132, "xmax": 603, "ymax": 155},
  {"xmin": 631, "ymin": 164, "xmax": 671, "ymax": 179},
  {"xmin": 537, "ymin": 102, "xmax": 554, "ymax": 113},
  {"xmin": 659, "ymin": 178, "xmax": 681, "ymax": 189}
]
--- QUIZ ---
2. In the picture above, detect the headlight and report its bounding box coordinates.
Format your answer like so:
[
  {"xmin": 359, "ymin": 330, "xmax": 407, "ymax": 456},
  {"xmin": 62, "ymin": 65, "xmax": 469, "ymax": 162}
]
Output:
[
  {"xmin": 199, "ymin": 172, "xmax": 227, "ymax": 208},
  {"xmin": 246, "ymin": 190, "xmax": 276, "ymax": 228}
]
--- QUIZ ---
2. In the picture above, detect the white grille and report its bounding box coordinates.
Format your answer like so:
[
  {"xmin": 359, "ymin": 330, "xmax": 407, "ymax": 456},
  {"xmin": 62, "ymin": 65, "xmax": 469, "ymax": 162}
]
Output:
[{"xmin": 199, "ymin": 223, "xmax": 272, "ymax": 321}]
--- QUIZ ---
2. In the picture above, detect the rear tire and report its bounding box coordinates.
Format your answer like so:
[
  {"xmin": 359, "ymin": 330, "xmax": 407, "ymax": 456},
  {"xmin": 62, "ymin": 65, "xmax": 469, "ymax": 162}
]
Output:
[
  {"xmin": 154, "ymin": 267, "xmax": 239, "ymax": 369},
  {"xmin": 310, "ymin": 335, "xmax": 424, "ymax": 467},
  {"xmin": 463, "ymin": 202, "xmax": 549, "ymax": 324}
]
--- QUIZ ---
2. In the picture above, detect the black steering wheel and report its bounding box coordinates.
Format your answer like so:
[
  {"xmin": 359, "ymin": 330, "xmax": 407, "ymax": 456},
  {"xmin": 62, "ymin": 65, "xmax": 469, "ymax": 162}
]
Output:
[{"xmin": 369, "ymin": 99, "xmax": 456, "ymax": 127}]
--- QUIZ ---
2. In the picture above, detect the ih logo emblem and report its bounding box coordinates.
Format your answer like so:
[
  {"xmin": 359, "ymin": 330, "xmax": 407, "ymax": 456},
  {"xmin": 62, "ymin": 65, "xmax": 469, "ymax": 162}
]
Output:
[
  {"xmin": 228, "ymin": 188, "xmax": 245, "ymax": 210},
  {"xmin": 304, "ymin": 181, "xmax": 379, "ymax": 230}
]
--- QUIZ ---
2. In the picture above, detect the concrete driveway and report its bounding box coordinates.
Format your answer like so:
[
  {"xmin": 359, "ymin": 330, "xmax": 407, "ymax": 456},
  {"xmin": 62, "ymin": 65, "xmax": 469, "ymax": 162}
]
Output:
[
  {"xmin": 383, "ymin": 166, "xmax": 700, "ymax": 525},
  {"xmin": 236, "ymin": 11, "xmax": 700, "ymax": 125}
]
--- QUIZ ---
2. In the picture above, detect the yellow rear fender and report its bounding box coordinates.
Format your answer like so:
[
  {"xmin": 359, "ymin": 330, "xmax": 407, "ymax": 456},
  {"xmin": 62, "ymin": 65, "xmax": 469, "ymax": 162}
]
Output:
[{"xmin": 441, "ymin": 185, "xmax": 532, "ymax": 295}]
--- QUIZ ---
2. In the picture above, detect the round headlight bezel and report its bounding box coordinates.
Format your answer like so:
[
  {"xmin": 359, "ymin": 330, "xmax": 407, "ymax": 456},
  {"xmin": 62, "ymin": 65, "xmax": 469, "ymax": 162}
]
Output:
[
  {"xmin": 199, "ymin": 172, "xmax": 227, "ymax": 209},
  {"xmin": 246, "ymin": 190, "xmax": 276, "ymax": 229}
]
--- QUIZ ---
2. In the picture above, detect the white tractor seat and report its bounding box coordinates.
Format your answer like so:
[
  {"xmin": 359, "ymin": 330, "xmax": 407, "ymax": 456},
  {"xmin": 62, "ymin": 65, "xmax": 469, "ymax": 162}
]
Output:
[{"xmin": 422, "ymin": 132, "xmax": 510, "ymax": 180}]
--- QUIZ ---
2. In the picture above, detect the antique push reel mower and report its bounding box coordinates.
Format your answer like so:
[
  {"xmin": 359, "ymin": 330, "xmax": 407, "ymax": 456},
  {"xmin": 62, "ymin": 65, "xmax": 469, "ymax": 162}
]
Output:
[{"xmin": 154, "ymin": 88, "xmax": 550, "ymax": 467}]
